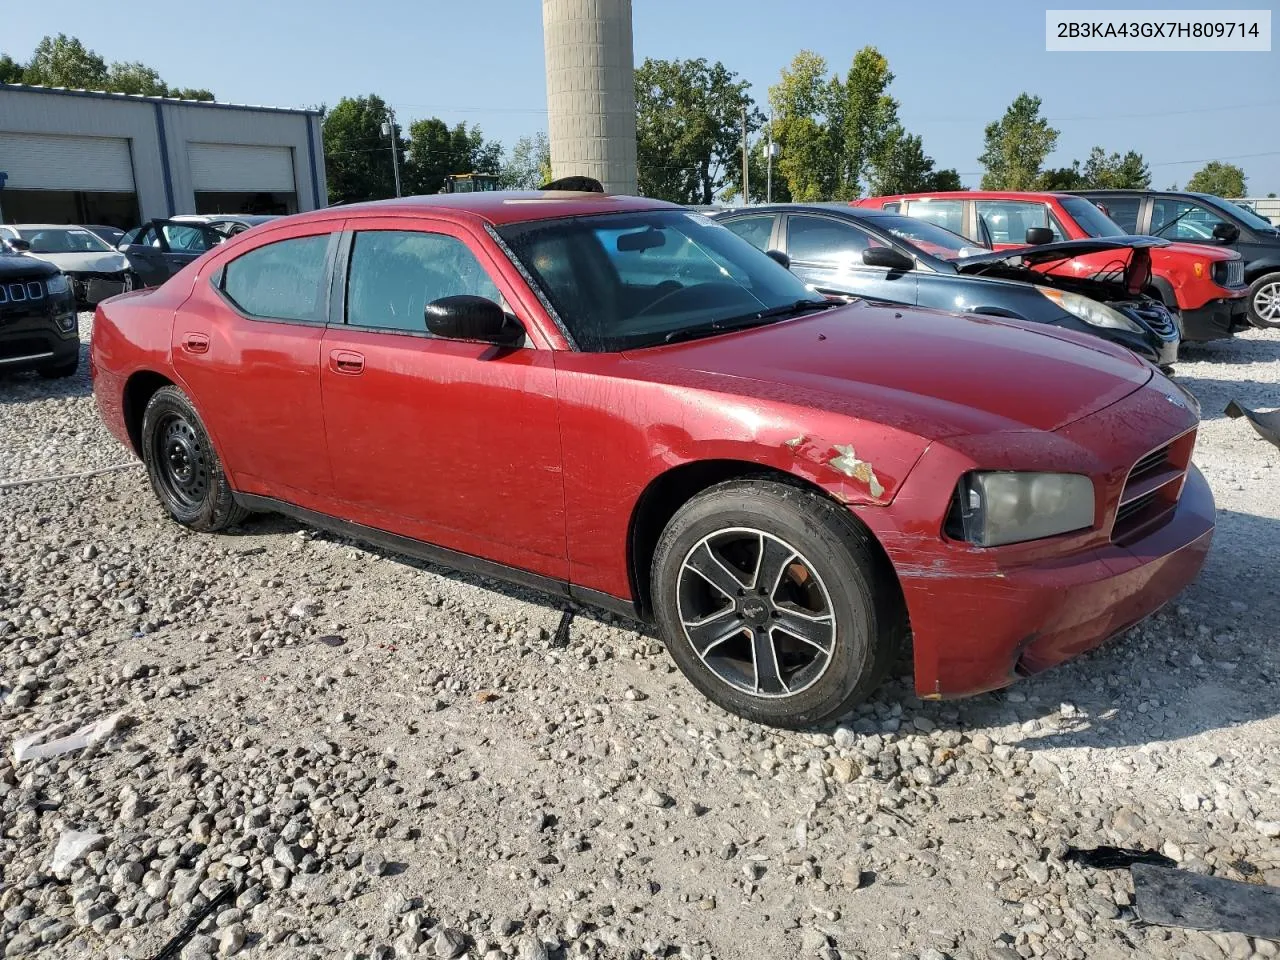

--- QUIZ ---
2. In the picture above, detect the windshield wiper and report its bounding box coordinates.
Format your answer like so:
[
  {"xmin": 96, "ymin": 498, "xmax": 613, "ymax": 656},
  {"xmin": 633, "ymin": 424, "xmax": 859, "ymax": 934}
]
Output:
[{"xmin": 661, "ymin": 299, "xmax": 837, "ymax": 344}]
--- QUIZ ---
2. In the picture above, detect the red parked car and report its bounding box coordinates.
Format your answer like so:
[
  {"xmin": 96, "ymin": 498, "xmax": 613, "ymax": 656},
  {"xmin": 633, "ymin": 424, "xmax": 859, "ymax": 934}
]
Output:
[
  {"xmin": 90, "ymin": 193, "xmax": 1214, "ymax": 728},
  {"xmin": 855, "ymin": 191, "xmax": 1249, "ymax": 342}
]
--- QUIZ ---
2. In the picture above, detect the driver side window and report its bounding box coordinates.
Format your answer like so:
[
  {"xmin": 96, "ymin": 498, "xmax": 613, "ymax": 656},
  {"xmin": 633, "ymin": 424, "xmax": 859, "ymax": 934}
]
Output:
[
  {"xmin": 1150, "ymin": 199, "xmax": 1226, "ymax": 241},
  {"xmin": 786, "ymin": 215, "xmax": 880, "ymax": 266}
]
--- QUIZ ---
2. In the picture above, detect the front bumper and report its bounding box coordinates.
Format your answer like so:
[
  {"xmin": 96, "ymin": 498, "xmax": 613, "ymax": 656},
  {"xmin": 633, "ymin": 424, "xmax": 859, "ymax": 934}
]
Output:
[
  {"xmin": 70, "ymin": 271, "xmax": 132, "ymax": 305},
  {"xmin": 1180, "ymin": 295, "xmax": 1250, "ymax": 342},
  {"xmin": 857, "ymin": 376, "xmax": 1213, "ymax": 699},
  {"xmin": 0, "ymin": 294, "xmax": 79, "ymax": 374}
]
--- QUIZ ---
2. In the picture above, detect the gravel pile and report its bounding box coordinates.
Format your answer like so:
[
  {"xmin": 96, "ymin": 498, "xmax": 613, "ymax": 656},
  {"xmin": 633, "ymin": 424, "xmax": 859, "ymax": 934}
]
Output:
[{"xmin": 1, "ymin": 317, "xmax": 1278, "ymax": 959}]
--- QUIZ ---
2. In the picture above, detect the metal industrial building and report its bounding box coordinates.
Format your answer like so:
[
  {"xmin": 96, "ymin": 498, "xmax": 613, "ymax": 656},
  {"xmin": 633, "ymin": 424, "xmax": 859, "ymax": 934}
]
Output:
[{"xmin": 0, "ymin": 84, "xmax": 326, "ymax": 229}]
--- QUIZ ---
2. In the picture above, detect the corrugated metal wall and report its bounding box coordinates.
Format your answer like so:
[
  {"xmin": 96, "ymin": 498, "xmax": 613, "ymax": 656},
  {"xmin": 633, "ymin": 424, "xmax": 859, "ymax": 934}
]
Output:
[{"xmin": 0, "ymin": 86, "xmax": 325, "ymax": 221}]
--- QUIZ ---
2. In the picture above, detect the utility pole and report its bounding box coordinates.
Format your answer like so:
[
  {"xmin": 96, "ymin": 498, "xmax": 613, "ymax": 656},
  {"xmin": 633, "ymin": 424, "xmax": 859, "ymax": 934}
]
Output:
[
  {"xmin": 766, "ymin": 107, "xmax": 774, "ymax": 204},
  {"xmin": 741, "ymin": 105, "xmax": 749, "ymax": 207},
  {"xmin": 382, "ymin": 111, "xmax": 402, "ymax": 198}
]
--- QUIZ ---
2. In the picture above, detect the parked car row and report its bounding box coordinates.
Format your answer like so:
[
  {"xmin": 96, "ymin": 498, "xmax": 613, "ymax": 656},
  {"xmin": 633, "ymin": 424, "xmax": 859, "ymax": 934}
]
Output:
[
  {"xmin": 0, "ymin": 214, "xmax": 278, "ymax": 307},
  {"xmin": 80, "ymin": 191, "xmax": 1215, "ymax": 728}
]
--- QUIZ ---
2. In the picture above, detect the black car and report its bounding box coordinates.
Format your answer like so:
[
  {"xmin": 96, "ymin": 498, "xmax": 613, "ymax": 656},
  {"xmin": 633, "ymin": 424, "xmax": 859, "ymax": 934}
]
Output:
[
  {"xmin": 117, "ymin": 219, "xmax": 224, "ymax": 288},
  {"xmin": 0, "ymin": 250, "xmax": 79, "ymax": 378},
  {"xmin": 1075, "ymin": 189, "xmax": 1280, "ymax": 329},
  {"xmin": 713, "ymin": 205, "xmax": 1180, "ymax": 370},
  {"xmin": 81, "ymin": 224, "xmax": 127, "ymax": 247}
]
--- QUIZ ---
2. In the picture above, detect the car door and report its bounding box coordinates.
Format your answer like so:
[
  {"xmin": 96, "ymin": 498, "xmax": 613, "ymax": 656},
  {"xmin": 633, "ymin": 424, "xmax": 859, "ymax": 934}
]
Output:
[
  {"xmin": 782, "ymin": 213, "xmax": 918, "ymax": 305},
  {"xmin": 172, "ymin": 224, "xmax": 340, "ymax": 502},
  {"xmin": 319, "ymin": 217, "xmax": 568, "ymax": 582},
  {"xmin": 118, "ymin": 222, "xmax": 170, "ymax": 287}
]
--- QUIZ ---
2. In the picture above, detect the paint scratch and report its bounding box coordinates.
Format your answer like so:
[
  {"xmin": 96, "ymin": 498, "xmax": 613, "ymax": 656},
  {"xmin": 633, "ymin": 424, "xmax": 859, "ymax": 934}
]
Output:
[
  {"xmin": 828, "ymin": 444, "xmax": 885, "ymax": 497},
  {"xmin": 782, "ymin": 435, "xmax": 807, "ymax": 449}
]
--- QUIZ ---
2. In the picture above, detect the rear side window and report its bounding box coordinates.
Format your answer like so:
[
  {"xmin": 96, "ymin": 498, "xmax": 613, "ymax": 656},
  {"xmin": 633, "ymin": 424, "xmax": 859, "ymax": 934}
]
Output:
[
  {"xmin": 721, "ymin": 215, "xmax": 775, "ymax": 251},
  {"xmin": 222, "ymin": 235, "xmax": 330, "ymax": 322},
  {"xmin": 903, "ymin": 199, "xmax": 965, "ymax": 237},
  {"xmin": 346, "ymin": 231, "xmax": 500, "ymax": 333},
  {"xmin": 1094, "ymin": 197, "xmax": 1141, "ymax": 233}
]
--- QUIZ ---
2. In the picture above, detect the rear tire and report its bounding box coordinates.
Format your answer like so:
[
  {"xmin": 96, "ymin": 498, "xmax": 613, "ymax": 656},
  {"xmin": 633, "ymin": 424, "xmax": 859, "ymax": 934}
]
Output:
[
  {"xmin": 38, "ymin": 356, "xmax": 79, "ymax": 379},
  {"xmin": 1247, "ymin": 272, "xmax": 1280, "ymax": 329},
  {"xmin": 651, "ymin": 479, "xmax": 905, "ymax": 729},
  {"xmin": 140, "ymin": 385, "xmax": 247, "ymax": 532}
]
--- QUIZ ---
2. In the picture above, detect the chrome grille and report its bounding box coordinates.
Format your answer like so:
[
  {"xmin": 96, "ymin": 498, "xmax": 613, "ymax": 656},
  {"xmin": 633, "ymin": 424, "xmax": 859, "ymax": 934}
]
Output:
[{"xmin": 1213, "ymin": 259, "xmax": 1246, "ymax": 288}]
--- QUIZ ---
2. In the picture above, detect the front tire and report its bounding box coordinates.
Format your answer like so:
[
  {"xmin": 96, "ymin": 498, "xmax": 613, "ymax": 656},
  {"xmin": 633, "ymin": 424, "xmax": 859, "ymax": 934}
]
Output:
[
  {"xmin": 1247, "ymin": 272, "xmax": 1280, "ymax": 329},
  {"xmin": 140, "ymin": 386, "xmax": 247, "ymax": 532},
  {"xmin": 651, "ymin": 479, "xmax": 904, "ymax": 729}
]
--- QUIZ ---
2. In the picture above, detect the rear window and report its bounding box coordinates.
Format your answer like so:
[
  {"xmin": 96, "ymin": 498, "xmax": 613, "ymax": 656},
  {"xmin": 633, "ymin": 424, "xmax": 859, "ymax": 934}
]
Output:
[{"xmin": 222, "ymin": 235, "xmax": 330, "ymax": 322}]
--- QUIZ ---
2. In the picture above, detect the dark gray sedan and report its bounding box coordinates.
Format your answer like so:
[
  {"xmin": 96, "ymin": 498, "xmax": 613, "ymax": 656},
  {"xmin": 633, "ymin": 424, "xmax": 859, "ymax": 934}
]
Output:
[{"xmin": 712, "ymin": 205, "xmax": 1181, "ymax": 370}]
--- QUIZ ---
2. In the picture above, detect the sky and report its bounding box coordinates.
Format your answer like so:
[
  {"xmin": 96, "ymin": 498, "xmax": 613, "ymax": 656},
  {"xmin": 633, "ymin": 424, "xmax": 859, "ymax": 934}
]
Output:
[{"xmin": 5, "ymin": 0, "xmax": 1280, "ymax": 192}]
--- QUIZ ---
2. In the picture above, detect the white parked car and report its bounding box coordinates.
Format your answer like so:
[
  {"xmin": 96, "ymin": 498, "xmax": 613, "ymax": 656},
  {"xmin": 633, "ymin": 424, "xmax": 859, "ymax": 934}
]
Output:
[{"xmin": 0, "ymin": 224, "xmax": 133, "ymax": 305}]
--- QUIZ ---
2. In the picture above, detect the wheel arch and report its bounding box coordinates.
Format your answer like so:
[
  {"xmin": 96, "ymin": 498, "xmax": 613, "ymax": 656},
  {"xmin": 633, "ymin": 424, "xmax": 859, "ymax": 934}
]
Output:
[
  {"xmin": 1145, "ymin": 276, "xmax": 1179, "ymax": 310},
  {"xmin": 122, "ymin": 370, "xmax": 177, "ymax": 456},
  {"xmin": 626, "ymin": 458, "xmax": 906, "ymax": 623},
  {"xmin": 1244, "ymin": 259, "xmax": 1280, "ymax": 284}
]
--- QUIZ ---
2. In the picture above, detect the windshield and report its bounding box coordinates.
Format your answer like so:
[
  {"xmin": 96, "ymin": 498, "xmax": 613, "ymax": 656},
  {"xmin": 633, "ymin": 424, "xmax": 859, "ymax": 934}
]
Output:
[
  {"xmin": 17, "ymin": 227, "xmax": 114, "ymax": 254},
  {"xmin": 869, "ymin": 215, "xmax": 984, "ymax": 260},
  {"xmin": 496, "ymin": 210, "xmax": 827, "ymax": 351},
  {"xmin": 1203, "ymin": 195, "xmax": 1275, "ymax": 231},
  {"xmin": 1059, "ymin": 197, "xmax": 1126, "ymax": 237}
]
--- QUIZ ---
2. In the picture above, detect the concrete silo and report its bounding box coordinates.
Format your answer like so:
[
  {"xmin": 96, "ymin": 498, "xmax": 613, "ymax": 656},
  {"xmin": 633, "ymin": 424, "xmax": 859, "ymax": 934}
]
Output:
[{"xmin": 542, "ymin": 0, "xmax": 637, "ymax": 195}]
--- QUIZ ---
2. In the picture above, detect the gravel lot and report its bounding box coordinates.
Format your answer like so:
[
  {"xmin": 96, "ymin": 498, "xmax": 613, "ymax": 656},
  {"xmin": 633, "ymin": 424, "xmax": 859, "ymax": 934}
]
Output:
[{"xmin": 2, "ymin": 315, "xmax": 1279, "ymax": 960}]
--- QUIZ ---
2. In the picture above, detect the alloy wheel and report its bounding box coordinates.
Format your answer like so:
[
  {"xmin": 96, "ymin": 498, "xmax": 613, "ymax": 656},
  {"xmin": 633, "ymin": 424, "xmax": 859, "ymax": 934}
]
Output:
[
  {"xmin": 1255, "ymin": 281, "xmax": 1280, "ymax": 324},
  {"xmin": 675, "ymin": 527, "xmax": 836, "ymax": 699}
]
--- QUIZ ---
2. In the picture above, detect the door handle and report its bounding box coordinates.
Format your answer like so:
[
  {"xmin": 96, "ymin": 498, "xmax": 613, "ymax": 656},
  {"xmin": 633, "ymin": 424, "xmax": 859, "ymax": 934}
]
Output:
[
  {"xmin": 182, "ymin": 333, "xmax": 210, "ymax": 354},
  {"xmin": 329, "ymin": 350, "xmax": 365, "ymax": 375}
]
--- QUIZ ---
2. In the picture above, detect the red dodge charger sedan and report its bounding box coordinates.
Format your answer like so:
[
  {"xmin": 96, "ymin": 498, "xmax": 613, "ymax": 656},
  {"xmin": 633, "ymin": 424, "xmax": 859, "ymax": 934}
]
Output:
[{"xmin": 90, "ymin": 192, "xmax": 1215, "ymax": 728}]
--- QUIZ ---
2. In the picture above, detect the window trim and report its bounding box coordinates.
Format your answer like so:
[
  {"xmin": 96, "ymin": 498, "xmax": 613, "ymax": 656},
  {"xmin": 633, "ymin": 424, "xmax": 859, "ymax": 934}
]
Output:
[{"xmin": 210, "ymin": 230, "xmax": 340, "ymax": 327}]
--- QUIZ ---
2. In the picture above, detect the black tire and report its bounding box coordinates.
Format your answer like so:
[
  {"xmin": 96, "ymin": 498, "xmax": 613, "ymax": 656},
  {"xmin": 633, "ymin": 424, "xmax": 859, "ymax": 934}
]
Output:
[
  {"xmin": 140, "ymin": 385, "xmax": 247, "ymax": 532},
  {"xmin": 1247, "ymin": 271, "xmax": 1280, "ymax": 329},
  {"xmin": 650, "ymin": 479, "xmax": 905, "ymax": 729},
  {"xmin": 38, "ymin": 356, "xmax": 79, "ymax": 379}
]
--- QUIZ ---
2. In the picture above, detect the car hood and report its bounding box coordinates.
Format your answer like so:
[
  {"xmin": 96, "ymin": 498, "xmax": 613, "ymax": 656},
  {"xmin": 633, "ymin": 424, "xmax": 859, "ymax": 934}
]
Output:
[
  {"xmin": 25, "ymin": 251, "xmax": 128, "ymax": 273},
  {"xmin": 625, "ymin": 302, "xmax": 1152, "ymax": 439},
  {"xmin": 0, "ymin": 254, "xmax": 59, "ymax": 279},
  {"xmin": 951, "ymin": 236, "xmax": 1171, "ymax": 271},
  {"xmin": 1161, "ymin": 241, "xmax": 1239, "ymax": 261}
]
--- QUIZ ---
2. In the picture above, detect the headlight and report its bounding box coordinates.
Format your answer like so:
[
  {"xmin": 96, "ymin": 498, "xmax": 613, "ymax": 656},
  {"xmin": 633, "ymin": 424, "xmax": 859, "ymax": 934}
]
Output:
[
  {"xmin": 1037, "ymin": 287, "xmax": 1143, "ymax": 334},
  {"xmin": 949, "ymin": 472, "xmax": 1095, "ymax": 547},
  {"xmin": 46, "ymin": 274, "xmax": 70, "ymax": 296}
]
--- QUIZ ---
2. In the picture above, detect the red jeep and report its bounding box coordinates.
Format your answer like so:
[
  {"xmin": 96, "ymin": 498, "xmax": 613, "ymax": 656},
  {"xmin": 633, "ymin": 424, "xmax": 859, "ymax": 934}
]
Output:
[{"xmin": 854, "ymin": 191, "xmax": 1250, "ymax": 342}]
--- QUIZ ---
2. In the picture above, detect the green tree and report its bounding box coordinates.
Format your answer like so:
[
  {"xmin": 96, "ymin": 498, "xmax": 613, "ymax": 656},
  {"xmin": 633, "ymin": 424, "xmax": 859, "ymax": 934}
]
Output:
[
  {"xmin": 0, "ymin": 54, "xmax": 24, "ymax": 84},
  {"xmin": 500, "ymin": 132, "xmax": 552, "ymax": 189},
  {"xmin": 634, "ymin": 57, "xmax": 760, "ymax": 204},
  {"xmin": 1037, "ymin": 162, "xmax": 1083, "ymax": 190},
  {"xmin": 105, "ymin": 61, "xmax": 168, "ymax": 97},
  {"xmin": 1186, "ymin": 160, "xmax": 1247, "ymax": 197},
  {"xmin": 167, "ymin": 87, "xmax": 215, "ymax": 102},
  {"xmin": 22, "ymin": 34, "xmax": 107, "ymax": 89},
  {"xmin": 1081, "ymin": 146, "xmax": 1151, "ymax": 189},
  {"xmin": 834, "ymin": 46, "xmax": 899, "ymax": 199},
  {"xmin": 323, "ymin": 94, "xmax": 400, "ymax": 204},
  {"xmin": 402, "ymin": 118, "xmax": 501, "ymax": 196},
  {"xmin": 769, "ymin": 51, "xmax": 840, "ymax": 201},
  {"xmin": 978, "ymin": 93, "xmax": 1059, "ymax": 190},
  {"xmin": 868, "ymin": 126, "xmax": 961, "ymax": 196}
]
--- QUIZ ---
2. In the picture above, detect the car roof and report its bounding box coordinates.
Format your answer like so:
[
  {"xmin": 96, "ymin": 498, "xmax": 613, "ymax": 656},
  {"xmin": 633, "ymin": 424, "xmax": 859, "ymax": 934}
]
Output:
[
  {"xmin": 716, "ymin": 204, "xmax": 898, "ymax": 219},
  {"xmin": 292, "ymin": 191, "xmax": 679, "ymax": 227},
  {"xmin": 869, "ymin": 191, "xmax": 1080, "ymax": 202},
  {"xmin": 4, "ymin": 223, "xmax": 96, "ymax": 230}
]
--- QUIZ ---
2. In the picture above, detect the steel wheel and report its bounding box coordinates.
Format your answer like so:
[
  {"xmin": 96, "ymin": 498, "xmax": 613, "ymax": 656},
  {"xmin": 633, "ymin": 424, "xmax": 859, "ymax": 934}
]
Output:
[
  {"xmin": 676, "ymin": 527, "xmax": 835, "ymax": 699},
  {"xmin": 151, "ymin": 413, "xmax": 210, "ymax": 511},
  {"xmin": 1254, "ymin": 279, "xmax": 1280, "ymax": 325}
]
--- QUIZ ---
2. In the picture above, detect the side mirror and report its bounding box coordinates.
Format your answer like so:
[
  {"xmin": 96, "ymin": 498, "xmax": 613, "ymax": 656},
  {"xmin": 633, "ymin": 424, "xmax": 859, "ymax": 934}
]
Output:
[
  {"xmin": 764, "ymin": 249, "xmax": 791, "ymax": 270},
  {"xmin": 862, "ymin": 246, "xmax": 914, "ymax": 271},
  {"xmin": 1025, "ymin": 227, "xmax": 1055, "ymax": 246},
  {"xmin": 1212, "ymin": 222, "xmax": 1240, "ymax": 242},
  {"xmin": 424, "ymin": 295, "xmax": 524, "ymax": 347},
  {"xmin": 7, "ymin": 238, "xmax": 31, "ymax": 252}
]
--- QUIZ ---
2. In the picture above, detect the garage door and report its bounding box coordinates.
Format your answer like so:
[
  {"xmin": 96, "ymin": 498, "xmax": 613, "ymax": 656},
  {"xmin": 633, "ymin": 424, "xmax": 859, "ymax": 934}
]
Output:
[
  {"xmin": 188, "ymin": 143, "xmax": 295, "ymax": 193},
  {"xmin": 0, "ymin": 133, "xmax": 135, "ymax": 191}
]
